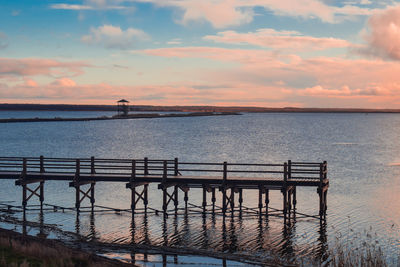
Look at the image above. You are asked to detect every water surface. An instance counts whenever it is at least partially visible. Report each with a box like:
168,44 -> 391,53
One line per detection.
0,112 -> 399,265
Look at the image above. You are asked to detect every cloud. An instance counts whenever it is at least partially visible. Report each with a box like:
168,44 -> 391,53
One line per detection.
50,4 -> 93,10
359,5 -> 400,60
81,24 -> 149,49
204,29 -> 350,51
137,46 -> 400,107
0,32 -> 8,49
135,0 -> 381,28
50,0 -> 130,10
0,58 -> 89,77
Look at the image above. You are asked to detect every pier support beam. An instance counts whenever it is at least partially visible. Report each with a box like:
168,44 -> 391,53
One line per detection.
220,186 -> 235,216
317,186 -> 328,218
15,158 -> 45,210
69,159 -> 95,212
126,182 -> 149,213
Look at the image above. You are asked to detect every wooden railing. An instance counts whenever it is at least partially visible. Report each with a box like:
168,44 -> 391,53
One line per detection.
0,156 -> 327,182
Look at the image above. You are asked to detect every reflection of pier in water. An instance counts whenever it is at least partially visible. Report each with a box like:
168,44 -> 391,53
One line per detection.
12,207 -> 329,266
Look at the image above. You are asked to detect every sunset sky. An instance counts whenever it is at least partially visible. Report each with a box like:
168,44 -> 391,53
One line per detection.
1,0 -> 400,108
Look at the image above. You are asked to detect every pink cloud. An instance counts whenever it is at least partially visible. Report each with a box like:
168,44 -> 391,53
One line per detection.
0,58 -> 89,77
361,5 -> 400,60
138,0 -> 380,28
204,29 -> 350,51
82,25 -> 149,49
137,46 -> 400,107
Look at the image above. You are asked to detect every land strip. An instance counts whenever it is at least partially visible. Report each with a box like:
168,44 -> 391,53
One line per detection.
0,112 -> 239,123
2,103 -> 400,113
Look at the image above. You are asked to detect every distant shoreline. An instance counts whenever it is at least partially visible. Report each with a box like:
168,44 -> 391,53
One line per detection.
1,103 -> 400,113
0,112 -> 240,123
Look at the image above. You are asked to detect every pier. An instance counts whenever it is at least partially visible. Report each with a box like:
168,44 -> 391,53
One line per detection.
0,156 -> 329,219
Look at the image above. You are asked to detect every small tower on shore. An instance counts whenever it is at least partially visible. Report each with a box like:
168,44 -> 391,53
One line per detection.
117,99 -> 129,116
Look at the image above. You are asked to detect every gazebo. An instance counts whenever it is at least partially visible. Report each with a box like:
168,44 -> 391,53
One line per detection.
117,99 -> 129,116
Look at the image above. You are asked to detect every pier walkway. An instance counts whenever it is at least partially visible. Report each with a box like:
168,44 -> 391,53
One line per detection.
0,156 -> 329,218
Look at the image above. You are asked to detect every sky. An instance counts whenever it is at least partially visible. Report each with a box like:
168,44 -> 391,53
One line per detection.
1,0 -> 400,108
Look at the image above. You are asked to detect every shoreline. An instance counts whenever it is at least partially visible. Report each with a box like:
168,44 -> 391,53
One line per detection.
0,112 -> 240,123
2,103 -> 400,113
0,227 -> 133,267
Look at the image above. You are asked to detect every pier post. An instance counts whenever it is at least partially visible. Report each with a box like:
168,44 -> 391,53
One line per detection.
258,187 -> 263,215
221,162 -> 228,216
22,158 -> 27,209
131,160 -> 136,212
184,190 -> 188,211
318,161 -> 328,218
144,157 -> 149,175
174,158 -> 179,176
39,156 -> 44,210
238,188 -> 243,212
174,185 -> 178,213
230,188 -> 235,214
90,157 -> 95,210
282,162 -> 288,215
265,189 -> 269,215
162,160 -> 168,214
202,186 -> 207,214
211,188 -> 216,213
126,160 -> 149,215
75,159 -> 80,211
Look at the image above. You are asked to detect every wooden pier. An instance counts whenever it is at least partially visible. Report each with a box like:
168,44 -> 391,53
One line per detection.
0,156 -> 329,219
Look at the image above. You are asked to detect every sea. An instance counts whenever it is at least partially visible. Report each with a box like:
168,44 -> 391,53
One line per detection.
0,111 -> 399,266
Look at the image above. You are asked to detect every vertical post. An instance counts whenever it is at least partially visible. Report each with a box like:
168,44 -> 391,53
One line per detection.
319,163 -> 324,217
174,158 -> 179,176
230,188 -> 235,213
75,159 -> 80,211
131,160 -> 136,182
258,187 -> 262,215
184,190 -> 188,211
288,160 -> 292,180
162,160 -> 168,184
283,162 -> 288,215
223,162 -> 227,183
91,156 -> 95,175
239,188 -> 243,211
162,188 -> 167,214
144,184 -> 148,212
202,186 -> 207,214
144,157 -> 149,175
265,189 -> 269,215
131,187 -> 136,212
293,187 -> 297,208
174,185 -> 178,212
22,158 -> 27,176
90,182 -> 95,209
40,156 -> 45,173
211,188 -> 216,213
222,161 -> 227,216
22,158 -> 27,209
131,160 -> 136,212
39,156 -> 45,210
40,181 -> 44,210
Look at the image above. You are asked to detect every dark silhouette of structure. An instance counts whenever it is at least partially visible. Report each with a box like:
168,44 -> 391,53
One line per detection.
117,99 -> 129,116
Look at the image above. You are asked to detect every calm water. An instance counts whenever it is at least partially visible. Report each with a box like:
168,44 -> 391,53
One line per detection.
0,112 -> 399,265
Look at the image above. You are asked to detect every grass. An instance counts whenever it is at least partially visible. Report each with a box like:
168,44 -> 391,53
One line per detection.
0,228 -> 131,267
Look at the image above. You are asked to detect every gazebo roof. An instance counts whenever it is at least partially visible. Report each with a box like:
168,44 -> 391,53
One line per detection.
117,99 -> 129,103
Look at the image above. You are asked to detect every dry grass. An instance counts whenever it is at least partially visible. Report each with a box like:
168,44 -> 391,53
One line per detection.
0,228 -> 132,267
